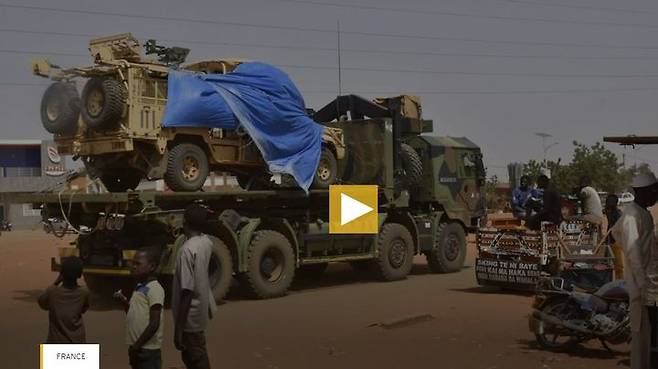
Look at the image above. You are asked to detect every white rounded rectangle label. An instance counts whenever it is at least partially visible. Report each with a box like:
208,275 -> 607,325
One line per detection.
40,344 -> 100,369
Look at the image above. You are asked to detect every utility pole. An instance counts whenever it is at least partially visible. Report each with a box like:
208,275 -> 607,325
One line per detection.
535,132 -> 558,169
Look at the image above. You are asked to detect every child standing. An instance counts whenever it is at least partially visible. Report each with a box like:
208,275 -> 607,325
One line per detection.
38,256 -> 90,343
115,248 -> 165,369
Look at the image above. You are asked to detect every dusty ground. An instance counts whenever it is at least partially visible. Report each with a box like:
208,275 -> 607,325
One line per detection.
0,230 -> 629,369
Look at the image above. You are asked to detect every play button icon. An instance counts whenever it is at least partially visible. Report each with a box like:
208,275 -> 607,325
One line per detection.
340,193 -> 374,225
329,185 -> 378,234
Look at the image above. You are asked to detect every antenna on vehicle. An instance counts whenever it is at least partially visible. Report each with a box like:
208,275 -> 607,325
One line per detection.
336,19 -> 342,120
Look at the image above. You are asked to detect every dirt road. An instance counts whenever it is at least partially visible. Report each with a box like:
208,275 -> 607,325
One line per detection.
0,230 -> 629,369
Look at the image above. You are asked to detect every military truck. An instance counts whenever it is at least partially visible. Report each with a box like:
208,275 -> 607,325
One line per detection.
33,33 -> 345,192
21,94 -> 486,300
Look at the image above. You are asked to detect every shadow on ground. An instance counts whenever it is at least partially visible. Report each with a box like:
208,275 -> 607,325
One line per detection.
450,286 -> 534,296
12,289 -> 43,303
517,338 -> 629,360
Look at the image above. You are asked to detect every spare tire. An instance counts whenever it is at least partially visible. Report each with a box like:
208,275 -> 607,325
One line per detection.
40,82 -> 80,135
399,143 -> 423,188
80,78 -> 126,130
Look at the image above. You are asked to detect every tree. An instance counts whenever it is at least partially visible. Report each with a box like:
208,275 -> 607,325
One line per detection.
522,141 -> 634,194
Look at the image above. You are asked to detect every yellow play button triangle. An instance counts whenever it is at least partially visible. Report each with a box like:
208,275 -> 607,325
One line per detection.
340,193 -> 374,225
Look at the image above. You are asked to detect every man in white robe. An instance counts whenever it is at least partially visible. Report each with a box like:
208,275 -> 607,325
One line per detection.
612,172 -> 658,369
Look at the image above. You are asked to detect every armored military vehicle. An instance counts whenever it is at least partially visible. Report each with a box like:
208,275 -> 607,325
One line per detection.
33,33 -> 345,192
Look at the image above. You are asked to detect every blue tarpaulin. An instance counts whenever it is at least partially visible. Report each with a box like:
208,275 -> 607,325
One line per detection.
162,62 -> 323,192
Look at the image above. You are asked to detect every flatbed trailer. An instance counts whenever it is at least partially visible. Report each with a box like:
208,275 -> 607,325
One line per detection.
20,97 -> 487,300
19,185 -> 476,300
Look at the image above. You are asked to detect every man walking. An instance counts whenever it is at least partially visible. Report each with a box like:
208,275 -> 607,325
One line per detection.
612,172 -> 658,369
172,204 -> 216,369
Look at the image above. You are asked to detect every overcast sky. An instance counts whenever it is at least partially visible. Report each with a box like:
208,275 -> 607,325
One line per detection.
1,0 -> 657,180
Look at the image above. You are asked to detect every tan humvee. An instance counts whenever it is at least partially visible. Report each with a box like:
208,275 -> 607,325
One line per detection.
33,33 -> 345,191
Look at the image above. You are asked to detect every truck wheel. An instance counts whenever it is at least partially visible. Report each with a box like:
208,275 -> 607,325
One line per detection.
239,230 -> 295,299
374,223 -> 414,281
80,78 -> 126,130
165,143 -> 210,192
40,82 -> 80,134
426,222 -> 466,273
208,236 -> 234,302
399,143 -> 423,188
297,263 -> 328,278
312,147 -> 338,189
100,169 -> 142,192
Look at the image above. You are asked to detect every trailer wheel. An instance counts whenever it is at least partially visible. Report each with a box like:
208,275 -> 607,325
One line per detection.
40,82 -> 80,135
80,78 -> 126,130
239,230 -> 295,299
312,147 -> 338,189
100,169 -> 143,192
374,223 -> 414,281
208,236 -> 234,302
426,222 -> 466,273
165,143 -> 209,192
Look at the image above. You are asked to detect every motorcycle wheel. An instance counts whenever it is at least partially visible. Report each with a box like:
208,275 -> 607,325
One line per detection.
535,300 -> 581,351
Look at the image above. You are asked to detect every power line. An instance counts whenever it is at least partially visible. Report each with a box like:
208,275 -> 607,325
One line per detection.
4,82 -> 658,96
4,3 -> 658,48
277,0 -> 658,29
302,87 -> 658,95
5,27 -> 658,60
5,48 -> 658,79
487,0 -> 654,15
280,63 -> 658,78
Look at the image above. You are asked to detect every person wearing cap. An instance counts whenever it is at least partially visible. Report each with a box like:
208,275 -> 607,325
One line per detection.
577,175 -> 605,226
612,172 -> 658,369
172,204 -> 216,369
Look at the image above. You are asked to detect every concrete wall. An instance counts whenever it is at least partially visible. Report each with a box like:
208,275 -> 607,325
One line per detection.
6,202 -> 41,229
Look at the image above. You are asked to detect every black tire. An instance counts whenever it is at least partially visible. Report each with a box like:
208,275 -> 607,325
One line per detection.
100,169 -> 142,192
239,230 -> 295,299
164,144 -> 210,192
373,223 -> 414,281
312,147 -> 338,189
535,300 -> 580,351
40,82 -> 80,134
297,263 -> 328,279
399,143 -> 423,188
426,222 -> 467,273
208,236 -> 234,302
80,78 -> 126,130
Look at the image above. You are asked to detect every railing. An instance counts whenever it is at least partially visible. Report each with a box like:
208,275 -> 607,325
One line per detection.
1,167 -> 41,177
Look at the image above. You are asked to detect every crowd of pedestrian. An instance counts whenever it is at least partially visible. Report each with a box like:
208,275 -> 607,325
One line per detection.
511,171 -> 658,369
38,203 -> 215,369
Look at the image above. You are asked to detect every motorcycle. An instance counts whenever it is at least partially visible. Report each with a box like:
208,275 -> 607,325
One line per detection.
529,276 -> 630,352
0,221 -> 12,231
